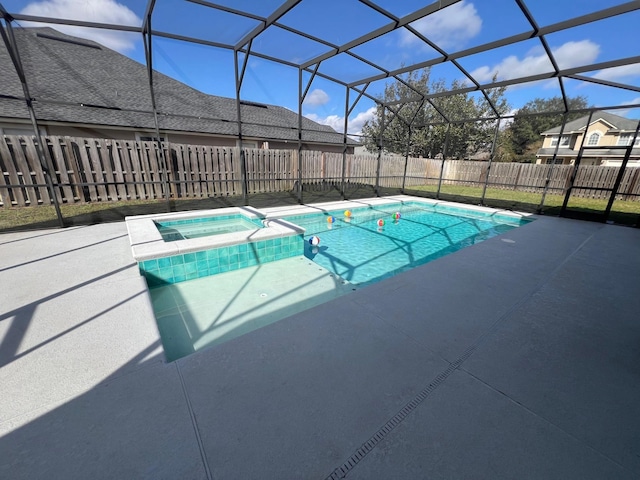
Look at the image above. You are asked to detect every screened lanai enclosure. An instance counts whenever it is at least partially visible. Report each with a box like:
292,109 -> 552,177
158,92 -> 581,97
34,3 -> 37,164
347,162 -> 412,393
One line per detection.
1,0 -> 639,231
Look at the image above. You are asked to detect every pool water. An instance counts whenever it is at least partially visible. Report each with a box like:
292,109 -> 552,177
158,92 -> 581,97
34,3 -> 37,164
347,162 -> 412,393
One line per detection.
290,203 -> 528,286
156,215 -> 264,241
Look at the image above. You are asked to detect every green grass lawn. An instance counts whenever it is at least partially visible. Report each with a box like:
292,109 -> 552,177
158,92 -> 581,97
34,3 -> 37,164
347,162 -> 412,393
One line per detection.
405,184 -> 640,225
2,183 -> 639,232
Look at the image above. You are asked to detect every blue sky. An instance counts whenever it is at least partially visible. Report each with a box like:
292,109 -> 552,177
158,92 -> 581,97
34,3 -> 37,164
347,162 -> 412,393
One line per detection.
6,0 -> 640,133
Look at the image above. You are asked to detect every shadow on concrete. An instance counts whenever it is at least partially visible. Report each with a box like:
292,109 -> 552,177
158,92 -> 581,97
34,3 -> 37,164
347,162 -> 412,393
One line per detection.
0,263 -> 136,368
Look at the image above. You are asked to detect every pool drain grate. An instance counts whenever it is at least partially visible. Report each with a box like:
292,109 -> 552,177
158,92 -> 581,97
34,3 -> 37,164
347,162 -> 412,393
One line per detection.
325,361 -> 460,480
325,230 -> 597,479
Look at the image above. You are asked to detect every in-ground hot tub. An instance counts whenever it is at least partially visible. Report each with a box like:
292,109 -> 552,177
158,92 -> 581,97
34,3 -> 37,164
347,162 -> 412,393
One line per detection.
155,213 -> 266,241
126,206 -> 305,286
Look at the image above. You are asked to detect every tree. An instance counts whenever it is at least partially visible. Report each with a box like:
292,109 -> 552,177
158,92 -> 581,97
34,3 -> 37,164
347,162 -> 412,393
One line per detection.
361,68 -> 510,159
506,96 -> 590,162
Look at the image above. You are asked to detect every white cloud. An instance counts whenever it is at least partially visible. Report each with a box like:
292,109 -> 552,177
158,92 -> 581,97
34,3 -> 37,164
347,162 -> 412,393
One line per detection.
471,40 -> 600,84
615,97 -> 640,117
553,41 -> 601,70
303,89 -> 330,107
305,106 -> 376,136
591,64 -> 640,82
402,1 -> 481,50
349,107 -> 377,134
305,113 -> 342,132
20,0 -> 141,52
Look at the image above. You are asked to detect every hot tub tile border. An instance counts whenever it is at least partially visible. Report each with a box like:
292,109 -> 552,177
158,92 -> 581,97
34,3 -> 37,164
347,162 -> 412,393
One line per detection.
139,234 -> 305,286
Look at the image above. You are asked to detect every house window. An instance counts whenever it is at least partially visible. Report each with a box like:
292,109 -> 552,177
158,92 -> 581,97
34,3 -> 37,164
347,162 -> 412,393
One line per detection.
136,132 -> 166,142
238,141 -> 258,149
550,135 -> 570,147
139,136 -> 165,142
617,133 -> 640,146
587,132 -> 600,146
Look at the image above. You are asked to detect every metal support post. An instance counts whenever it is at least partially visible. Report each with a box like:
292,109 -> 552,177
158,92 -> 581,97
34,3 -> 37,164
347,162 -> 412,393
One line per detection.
296,64 -> 321,204
297,68 -> 304,204
402,100 -> 424,193
1,20 -> 64,227
481,119 -> 501,205
603,119 -> 640,221
401,127 -> 412,194
339,83 -> 370,199
234,46 -> 252,205
538,113 -> 568,213
374,107 -> 386,197
560,110 -> 594,216
340,86 -> 350,199
436,124 -> 451,199
142,8 -> 171,211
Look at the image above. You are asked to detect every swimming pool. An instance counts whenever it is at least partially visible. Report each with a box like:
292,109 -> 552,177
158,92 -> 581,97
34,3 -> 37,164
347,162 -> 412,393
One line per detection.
129,196 -> 534,361
279,202 -> 529,286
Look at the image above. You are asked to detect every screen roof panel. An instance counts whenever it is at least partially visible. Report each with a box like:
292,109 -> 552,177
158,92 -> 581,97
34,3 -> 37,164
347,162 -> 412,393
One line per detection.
152,0 -> 261,45
457,38 -> 557,85
197,0 -> 291,18
524,0 -> 632,28
5,0 -> 145,27
276,0 -> 391,47
544,10 -> 640,67
2,0 -> 639,123
563,77 -> 640,110
251,25 -> 333,65
405,0 -> 532,55
318,53 -> 386,85
350,28 -> 442,72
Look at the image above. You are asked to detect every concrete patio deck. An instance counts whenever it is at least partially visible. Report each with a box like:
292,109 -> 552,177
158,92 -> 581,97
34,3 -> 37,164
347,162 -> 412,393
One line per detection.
1,212 -> 639,479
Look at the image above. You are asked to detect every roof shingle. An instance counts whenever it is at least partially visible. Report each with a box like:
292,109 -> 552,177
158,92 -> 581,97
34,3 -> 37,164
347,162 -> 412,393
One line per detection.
542,111 -> 640,135
1,28 -> 355,146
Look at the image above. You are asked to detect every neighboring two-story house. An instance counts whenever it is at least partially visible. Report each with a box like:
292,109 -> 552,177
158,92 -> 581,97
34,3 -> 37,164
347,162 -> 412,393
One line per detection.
536,111 -> 640,167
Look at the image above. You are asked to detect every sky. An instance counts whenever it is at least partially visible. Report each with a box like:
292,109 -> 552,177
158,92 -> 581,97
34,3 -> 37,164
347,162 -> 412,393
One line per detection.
4,0 -> 640,134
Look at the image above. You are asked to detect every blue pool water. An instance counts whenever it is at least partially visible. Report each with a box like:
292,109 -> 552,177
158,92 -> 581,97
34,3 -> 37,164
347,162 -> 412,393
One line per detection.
156,214 -> 264,241
288,203 -> 529,286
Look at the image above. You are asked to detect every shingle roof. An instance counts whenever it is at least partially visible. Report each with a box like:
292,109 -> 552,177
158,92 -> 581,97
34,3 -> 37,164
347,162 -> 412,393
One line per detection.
537,147 -> 640,157
1,28 -> 356,145
542,111 -> 640,135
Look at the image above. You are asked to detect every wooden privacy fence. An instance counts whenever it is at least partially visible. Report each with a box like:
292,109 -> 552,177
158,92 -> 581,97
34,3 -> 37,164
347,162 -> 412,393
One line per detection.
1,134 -> 640,207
